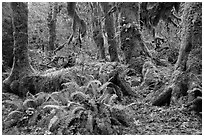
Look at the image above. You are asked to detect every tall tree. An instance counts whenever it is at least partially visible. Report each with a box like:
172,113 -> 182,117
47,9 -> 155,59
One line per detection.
152,2 -> 202,106
171,2 -> 202,103
118,2 -> 151,75
47,2 -> 58,51
100,2 -> 119,62
3,2 -> 35,95
90,2 -> 106,60
53,2 -> 86,53
2,3 -> 14,71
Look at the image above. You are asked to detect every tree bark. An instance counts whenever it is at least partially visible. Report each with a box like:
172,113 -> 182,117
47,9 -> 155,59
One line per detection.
3,2 -> 35,95
100,2 -> 119,62
54,2 -> 87,54
2,2 -> 14,70
90,2 -> 106,60
118,2 -> 152,75
152,2 -> 202,106
67,2 -> 86,37
171,2 -> 202,104
2,3 -> 87,98
47,2 -> 58,51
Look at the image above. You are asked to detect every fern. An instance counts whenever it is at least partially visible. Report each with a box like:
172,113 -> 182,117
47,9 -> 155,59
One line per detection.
48,115 -> 59,132
62,81 -> 80,91
23,98 -> 36,109
67,115 -> 80,128
86,80 -> 102,97
71,106 -> 85,115
28,110 -> 40,126
26,92 -> 35,100
100,94 -> 111,104
34,92 -> 50,106
39,101 -> 60,111
25,107 -> 35,116
49,91 -> 69,105
5,110 -> 23,122
70,91 -> 90,102
86,110 -> 94,132
3,110 -> 23,129
2,100 -> 23,111
98,87 -> 113,103
43,105 -> 64,110
108,94 -> 118,105
106,102 -> 137,111
98,82 -> 112,92
60,88 -> 72,101
79,85 -> 87,92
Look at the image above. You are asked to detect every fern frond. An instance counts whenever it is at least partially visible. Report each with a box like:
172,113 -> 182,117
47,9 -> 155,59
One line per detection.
47,94 -> 61,104
98,89 -> 110,103
62,81 -> 80,91
85,74 -> 94,81
2,100 -> 23,110
34,92 -> 50,106
110,117 -> 121,126
89,99 -> 98,112
87,80 -> 102,97
48,115 -> 59,132
108,94 -> 118,105
67,116 -> 80,127
98,82 -> 111,92
5,110 -> 23,121
43,104 -> 61,110
71,106 -> 85,115
107,102 -> 137,111
70,91 -> 89,102
86,111 -> 94,132
101,94 -> 111,104
39,101 -> 60,111
60,88 -> 72,101
26,92 -> 35,100
87,80 -> 102,87
23,98 -> 36,109
76,110 -> 85,119
50,91 -> 69,105
67,101 -> 80,107
3,110 -> 23,129
28,110 -> 40,126
43,105 -> 69,113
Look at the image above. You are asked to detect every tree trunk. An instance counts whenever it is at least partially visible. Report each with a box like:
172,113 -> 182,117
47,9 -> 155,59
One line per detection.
2,2 -> 85,98
118,2 -> 151,75
3,2 -> 35,95
67,2 -> 86,38
54,2 -> 87,54
152,2 -> 202,106
90,2 -> 106,60
47,2 -> 58,51
2,2 -> 14,70
100,2 -> 119,62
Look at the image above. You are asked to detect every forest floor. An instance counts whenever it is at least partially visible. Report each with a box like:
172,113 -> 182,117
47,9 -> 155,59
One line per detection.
2,58 -> 202,135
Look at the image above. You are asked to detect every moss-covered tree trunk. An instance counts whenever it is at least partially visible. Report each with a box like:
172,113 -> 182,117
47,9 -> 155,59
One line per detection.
118,2 -> 151,75
100,2 -> 119,62
47,2 -> 58,51
2,3 -> 14,71
90,2 -> 106,60
171,2 -> 202,104
3,3 -> 78,97
3,2 -> 35,95
152,2 -> 202,106
54,2 -> 86,53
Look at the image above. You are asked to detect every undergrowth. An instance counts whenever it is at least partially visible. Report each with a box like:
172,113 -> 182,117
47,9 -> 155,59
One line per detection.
2,61 -> 135,135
